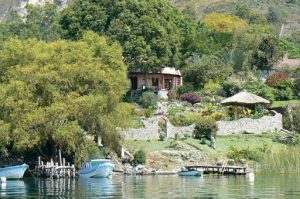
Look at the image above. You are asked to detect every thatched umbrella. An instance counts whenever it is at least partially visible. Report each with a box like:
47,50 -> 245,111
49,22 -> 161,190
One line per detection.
221,91 -> 270,106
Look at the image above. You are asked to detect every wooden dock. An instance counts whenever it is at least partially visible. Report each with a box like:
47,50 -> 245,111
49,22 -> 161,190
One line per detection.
34,156 -> 76,179
185,165 -> 248,175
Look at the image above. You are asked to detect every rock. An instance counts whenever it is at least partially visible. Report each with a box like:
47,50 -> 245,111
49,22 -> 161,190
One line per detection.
240,159 -> 247,165
158,90 -> 168,100
227,159 -> 235,166
123,164 -> 134,175
216,159 -> 224,166
135,164 -> 145,171
181,152 -> 189,160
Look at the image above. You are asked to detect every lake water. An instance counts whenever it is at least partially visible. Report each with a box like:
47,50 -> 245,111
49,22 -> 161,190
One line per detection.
1,174 -> 300,198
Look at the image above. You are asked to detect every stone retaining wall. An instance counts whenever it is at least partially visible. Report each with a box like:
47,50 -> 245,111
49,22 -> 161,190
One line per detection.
165,117 -> 195,138
121,116 -> 195,140
121,117 -> 159,140
121,111 -> 283,140
216,112 -> 282,135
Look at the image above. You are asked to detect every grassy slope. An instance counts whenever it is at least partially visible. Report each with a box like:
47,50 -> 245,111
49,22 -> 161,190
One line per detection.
184,133 -> 285,153
271,100 -> 300,108
124,140 -> 173,153
124,133 -> 285,157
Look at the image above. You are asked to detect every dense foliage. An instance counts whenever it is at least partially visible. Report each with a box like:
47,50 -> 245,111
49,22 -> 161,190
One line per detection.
0,32 -> 131,163
60,0 -> 196,72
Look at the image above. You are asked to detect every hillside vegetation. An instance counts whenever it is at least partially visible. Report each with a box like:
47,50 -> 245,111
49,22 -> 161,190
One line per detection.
170,0 -> 300,36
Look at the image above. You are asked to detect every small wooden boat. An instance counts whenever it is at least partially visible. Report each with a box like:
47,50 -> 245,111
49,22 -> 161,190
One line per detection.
79,159 -> 114,178
178,168 -> 203,176
0,164 -> 29,179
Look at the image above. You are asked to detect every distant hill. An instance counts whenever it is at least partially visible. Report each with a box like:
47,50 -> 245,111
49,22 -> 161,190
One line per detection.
1,0 -> 299,36
169,0 -> 300,36
0,0 -> 69,21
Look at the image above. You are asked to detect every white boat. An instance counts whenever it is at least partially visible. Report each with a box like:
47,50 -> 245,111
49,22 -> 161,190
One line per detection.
0,164 -> 29,179
79,159 -> 114,178
178,168 -> 203,176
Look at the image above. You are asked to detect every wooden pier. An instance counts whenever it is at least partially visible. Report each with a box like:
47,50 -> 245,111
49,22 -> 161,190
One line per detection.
34,156 -> 76,179
185,165 -> 248,175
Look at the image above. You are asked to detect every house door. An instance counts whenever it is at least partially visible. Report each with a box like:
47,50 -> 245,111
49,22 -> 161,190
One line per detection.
164,79 -> 173,90
130,77 -> 138,90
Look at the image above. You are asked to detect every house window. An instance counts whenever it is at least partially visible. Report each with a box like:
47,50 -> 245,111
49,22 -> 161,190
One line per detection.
152,78 -> 159,86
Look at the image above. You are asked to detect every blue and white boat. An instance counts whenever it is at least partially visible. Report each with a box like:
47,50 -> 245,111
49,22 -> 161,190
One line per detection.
79,159 -> 114,178
178,168 -> 203,176
0,164 -> 29,179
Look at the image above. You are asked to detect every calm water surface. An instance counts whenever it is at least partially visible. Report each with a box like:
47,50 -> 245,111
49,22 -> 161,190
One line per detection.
1,174 -> 300,198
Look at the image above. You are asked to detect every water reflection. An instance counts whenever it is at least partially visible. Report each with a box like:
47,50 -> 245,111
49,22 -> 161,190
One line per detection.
0,174 -> 300,198
0,180 -> 26,197
33,178 -> 76,197
77,177 -> 116,198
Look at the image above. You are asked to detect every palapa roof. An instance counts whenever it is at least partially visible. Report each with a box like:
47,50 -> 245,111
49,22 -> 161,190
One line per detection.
221,91 -> 270,106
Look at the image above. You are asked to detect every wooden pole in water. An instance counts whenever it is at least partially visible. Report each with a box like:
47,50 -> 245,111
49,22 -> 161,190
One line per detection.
38,156 -> 41,166
59,149 -> 62,166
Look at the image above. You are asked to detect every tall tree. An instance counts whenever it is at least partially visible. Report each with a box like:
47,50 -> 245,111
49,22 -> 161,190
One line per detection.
60,0 -> 196,72
0,31 -> 131,164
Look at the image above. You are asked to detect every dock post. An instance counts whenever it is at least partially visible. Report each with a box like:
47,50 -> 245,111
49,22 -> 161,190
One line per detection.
71,165 -> 75,178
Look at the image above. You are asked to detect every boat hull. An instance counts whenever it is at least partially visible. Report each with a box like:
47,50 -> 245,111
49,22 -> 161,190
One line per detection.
178,170 -> 203,176
0,164 -> 29,179
79,162 -> 114,178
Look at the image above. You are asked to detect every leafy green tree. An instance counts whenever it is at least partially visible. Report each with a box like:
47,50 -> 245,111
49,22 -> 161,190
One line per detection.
251,34 -> 282,70
184,54 -> 233,88
60,0 -> 196,72
0,31 -> 131,164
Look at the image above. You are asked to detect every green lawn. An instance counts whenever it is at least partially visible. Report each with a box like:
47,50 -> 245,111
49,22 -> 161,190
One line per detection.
184,133 -> 286,155
271,100 -> 300,108
124,133 -> 286,155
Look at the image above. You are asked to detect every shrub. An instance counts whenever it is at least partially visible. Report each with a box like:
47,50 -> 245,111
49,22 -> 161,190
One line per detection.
140,92 -> 158,108
273,87 -> 294,100
167,107 -> 185,116
180,93 -> 202,105
177,84 -> 194,95
133,150 -> 146,165
266,73 -> 290,87
203,80 -> 222,96
144,109 -> 152,118
193,117 -> 218,140
159,133 -> 166,141
294,78 -> 300,93
167,90 -> 179,100
266,73 -> 294,100
227,146 -> 263,162
169,112 -> 200,126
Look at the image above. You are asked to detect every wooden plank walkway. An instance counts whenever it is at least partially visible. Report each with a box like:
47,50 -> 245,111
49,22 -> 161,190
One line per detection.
185,165 -> 248,175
